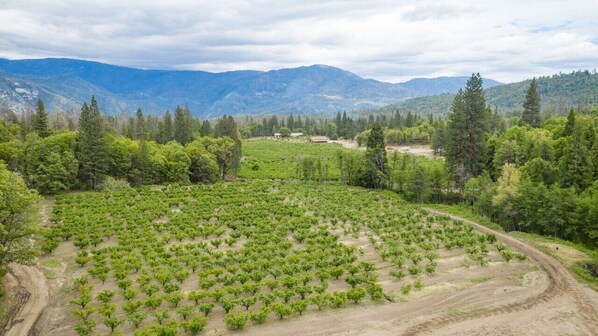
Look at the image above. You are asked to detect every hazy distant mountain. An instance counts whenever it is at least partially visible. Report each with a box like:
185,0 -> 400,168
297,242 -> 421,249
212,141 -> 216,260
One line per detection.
381,70 -> 598,115
0,58 -> 502,117
396,76 -> 502,96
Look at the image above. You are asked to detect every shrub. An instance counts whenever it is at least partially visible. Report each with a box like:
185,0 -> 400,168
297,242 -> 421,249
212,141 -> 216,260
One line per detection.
99,176 -> 131,191
224,312 -> 247,330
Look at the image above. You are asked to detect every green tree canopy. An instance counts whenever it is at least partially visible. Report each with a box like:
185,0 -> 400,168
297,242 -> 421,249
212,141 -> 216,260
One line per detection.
522,78 -> 541,127
0,164 -> 40,277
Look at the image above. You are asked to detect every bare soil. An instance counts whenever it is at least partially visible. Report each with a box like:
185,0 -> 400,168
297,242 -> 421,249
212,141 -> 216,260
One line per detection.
2,264 -> 49,336
331,140 -> 441,159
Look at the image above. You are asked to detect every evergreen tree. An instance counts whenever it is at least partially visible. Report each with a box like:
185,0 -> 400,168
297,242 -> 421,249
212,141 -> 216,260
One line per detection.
132,139 -> 152,185
134,108 -> 145,140
591,136 -> 598,178
559,125 -> 593,191
364,123 -> 387,188
214,116 -> 242,174
200,120 -> 212,137
163,110 -> 174,142
564,109 -> 576,136
431,122 -> 446,155
445,74 -> 489,188
76,96 -> 108,190
174,105 -> 193,145
522,78 -> 541,127
33,99 -> 50,137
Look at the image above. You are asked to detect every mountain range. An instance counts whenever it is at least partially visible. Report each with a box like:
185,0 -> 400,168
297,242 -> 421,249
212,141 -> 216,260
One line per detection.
0,58 -> 502,118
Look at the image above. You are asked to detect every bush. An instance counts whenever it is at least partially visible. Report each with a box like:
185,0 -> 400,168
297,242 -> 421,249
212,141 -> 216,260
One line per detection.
99,176 -> 131,191
183,315 -> 208,335
224,312 -> 247,330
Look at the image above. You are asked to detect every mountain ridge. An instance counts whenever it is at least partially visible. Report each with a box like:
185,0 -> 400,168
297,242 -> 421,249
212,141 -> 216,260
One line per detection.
381,70 -> 598,115
0,58 -> 502,117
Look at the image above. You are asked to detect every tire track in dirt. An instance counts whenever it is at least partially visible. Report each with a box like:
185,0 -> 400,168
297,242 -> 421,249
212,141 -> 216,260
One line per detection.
2,264 -> 49,336
403,209 -> 598,335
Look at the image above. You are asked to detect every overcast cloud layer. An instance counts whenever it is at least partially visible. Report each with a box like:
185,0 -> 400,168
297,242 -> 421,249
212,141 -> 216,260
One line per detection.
1,0 -> 597,83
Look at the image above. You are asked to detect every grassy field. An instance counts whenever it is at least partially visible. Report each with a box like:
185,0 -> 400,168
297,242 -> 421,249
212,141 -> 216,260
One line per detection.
239,139 -> 343,180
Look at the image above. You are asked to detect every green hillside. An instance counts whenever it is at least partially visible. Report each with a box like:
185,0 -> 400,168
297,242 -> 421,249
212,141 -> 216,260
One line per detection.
382,70 -> 598,115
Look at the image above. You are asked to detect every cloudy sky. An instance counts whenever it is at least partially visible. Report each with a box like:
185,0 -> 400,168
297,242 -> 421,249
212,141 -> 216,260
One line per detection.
1,0 -> 597,83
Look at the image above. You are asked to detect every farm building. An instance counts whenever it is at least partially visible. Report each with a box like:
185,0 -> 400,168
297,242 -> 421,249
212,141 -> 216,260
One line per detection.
308,136 -> 330,143
290,132 -> 303,137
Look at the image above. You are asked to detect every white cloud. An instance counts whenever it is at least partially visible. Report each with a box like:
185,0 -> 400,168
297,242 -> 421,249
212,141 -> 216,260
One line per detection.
0,0 -> 597,83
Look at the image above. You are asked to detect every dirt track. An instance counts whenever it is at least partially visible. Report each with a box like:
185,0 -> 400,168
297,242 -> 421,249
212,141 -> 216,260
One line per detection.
404,209 -> 598,335
2,264 -> 48,336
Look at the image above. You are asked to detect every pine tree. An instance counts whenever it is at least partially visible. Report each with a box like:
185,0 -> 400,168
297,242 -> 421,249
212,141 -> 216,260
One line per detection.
200,120 -> 212,137
163,110 -> 174,142
522,78 -> 541,127
33,99 -> 50,137
445,90 -> 468,187
559,124 -> 593,191
174,105 -> 193,145
591,136 -> 598,178
214,116 -> 242,174
76,96 -> 107,190
134,108 -> 145,140
564,109 -> 576,136
445,73 -> 489,188
364,123 -> 387,188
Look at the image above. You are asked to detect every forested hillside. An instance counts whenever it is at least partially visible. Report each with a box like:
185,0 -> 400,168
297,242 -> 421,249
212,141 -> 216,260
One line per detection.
383,71 -> 598,115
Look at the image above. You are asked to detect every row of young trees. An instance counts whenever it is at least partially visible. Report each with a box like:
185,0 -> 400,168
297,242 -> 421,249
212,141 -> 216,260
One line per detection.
0,97 -> 242,193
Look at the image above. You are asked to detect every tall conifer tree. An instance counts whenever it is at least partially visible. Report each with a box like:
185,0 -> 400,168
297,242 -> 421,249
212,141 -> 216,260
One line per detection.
33,99 -> 50,137
163,110 -> 173,142
134,108 -> 145,140
174,105 -> 193,145
364,123 -> 387,188
522,78 -> 541,127
445,73 -> 489,188
76,96 -> 107,189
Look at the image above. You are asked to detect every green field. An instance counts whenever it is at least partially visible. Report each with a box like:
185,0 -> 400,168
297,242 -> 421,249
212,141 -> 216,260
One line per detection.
239,139 -> 344,179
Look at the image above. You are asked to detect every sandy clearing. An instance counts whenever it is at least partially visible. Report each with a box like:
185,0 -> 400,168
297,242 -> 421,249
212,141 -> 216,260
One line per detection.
331,140 -> 441,159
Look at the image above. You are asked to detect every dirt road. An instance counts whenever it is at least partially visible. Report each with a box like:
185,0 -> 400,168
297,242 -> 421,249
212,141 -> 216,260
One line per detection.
403,209 -> 598,335
2,264 -> 48,336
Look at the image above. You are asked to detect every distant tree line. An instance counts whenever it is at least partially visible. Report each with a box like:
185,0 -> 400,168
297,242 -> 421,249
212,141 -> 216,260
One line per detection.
237,109 -> 434,140
0,96 -> 242,193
